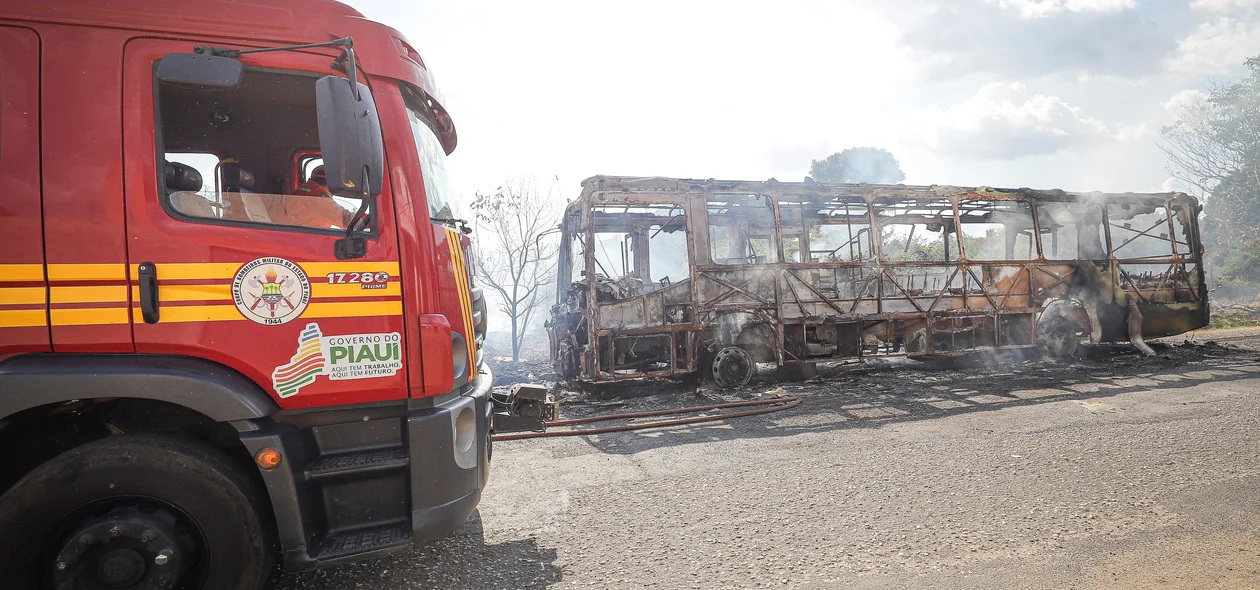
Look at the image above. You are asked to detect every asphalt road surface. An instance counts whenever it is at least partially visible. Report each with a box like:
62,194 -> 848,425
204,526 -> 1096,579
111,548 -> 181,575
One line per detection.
271,332 -> 1260,589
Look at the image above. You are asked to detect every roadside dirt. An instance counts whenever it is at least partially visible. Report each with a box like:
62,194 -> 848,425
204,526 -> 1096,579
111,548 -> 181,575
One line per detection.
272,331 -> 1260,589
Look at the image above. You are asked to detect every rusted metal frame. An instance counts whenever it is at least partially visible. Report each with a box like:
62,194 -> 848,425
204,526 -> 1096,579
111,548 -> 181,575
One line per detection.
1183,262 -> 1203,301
1109,217 -> 1176,255
850,272 -> 878,313
583,203 -> 601,380
703,272 -> 775,307
756,190 -> 786,363
786,269 -> 849,316
685,330 -> 697,373
686,193 -> 705,374
1164,201 -> 1181,260
995,266 -> 1031,310
1116,266 -> 1151,305
865,197 -> 885,315
797,205 -> 813,263
701,280 -> 744,309
772,264 -> 786,365
595,323 -> 703,336
1029,198 -> 1046,261
926,266 -> 962,312
668,331 -> 677,374
1149,263 -> 1176,302
880,268 -> 926,313
578,177 -> 1192,211
1113,254 -> 1182,263
965,266 -> 1000,310
950,197 -> 967,262
781,269 -> 812,319
1101,205 -> 1114,256
768,190 -> 786,266
1032,265 -> 1076,298
605,368 -> 675,381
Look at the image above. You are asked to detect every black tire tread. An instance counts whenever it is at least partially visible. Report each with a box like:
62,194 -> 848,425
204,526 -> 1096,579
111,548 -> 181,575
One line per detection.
0,434 -> 274,589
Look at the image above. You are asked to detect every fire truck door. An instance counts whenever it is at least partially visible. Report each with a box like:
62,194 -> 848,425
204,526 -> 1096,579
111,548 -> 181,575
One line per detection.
121,39 -> 408,409
0,27 -> 47,355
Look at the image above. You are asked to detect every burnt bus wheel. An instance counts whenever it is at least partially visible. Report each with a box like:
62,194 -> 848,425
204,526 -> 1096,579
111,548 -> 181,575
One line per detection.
709,346 -> 754,388
1036,306 -> 1081,359
0,435 -> 273,590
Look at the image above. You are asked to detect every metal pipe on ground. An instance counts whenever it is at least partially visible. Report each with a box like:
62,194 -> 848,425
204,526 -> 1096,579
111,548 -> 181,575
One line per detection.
491,396 -> 802,441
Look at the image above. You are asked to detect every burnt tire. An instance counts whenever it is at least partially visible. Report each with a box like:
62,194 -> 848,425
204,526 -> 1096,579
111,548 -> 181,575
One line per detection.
1037,309 -> 1080,359
708,346 -> 755,388
0,434 -> 274,590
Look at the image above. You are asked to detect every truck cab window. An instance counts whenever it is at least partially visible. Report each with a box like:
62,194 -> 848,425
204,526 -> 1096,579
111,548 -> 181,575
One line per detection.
157,70 -> 370,233
402,84 -> 454,220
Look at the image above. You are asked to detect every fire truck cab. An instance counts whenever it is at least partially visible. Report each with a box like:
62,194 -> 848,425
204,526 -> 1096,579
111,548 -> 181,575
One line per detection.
0,1 -> 490,587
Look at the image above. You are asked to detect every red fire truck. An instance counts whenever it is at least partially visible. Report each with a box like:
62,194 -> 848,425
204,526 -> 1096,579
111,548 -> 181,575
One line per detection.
0,1 -> 493,587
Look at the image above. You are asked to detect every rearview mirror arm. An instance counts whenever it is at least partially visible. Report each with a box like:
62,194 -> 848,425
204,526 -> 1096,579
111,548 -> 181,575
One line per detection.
345,167 -> 372,237
195,37 -> 353,59
330,47 -> 362,101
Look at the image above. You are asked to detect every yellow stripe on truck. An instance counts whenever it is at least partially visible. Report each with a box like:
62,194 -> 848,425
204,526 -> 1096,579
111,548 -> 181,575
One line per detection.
46,264 -> 127,281
129,263 -> 240,281
305,300 -> 403,319
51,307 -> 129,326
0,287 -> 46,305
446,229 -> 477,378
0,264 -> 44,282
0,309 -> 46,328
131,301 -> 404,324
51,285 -> 129,304
133,305 -> 243,324
128,283 -> 399,302
131,284 -> 233,302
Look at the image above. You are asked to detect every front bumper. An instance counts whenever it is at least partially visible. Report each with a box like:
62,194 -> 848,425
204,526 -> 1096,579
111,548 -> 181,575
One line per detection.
407,364 -> 494,543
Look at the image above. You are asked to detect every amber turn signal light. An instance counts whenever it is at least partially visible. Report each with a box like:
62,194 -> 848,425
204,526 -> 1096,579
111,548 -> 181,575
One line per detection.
255,449 -> 282,470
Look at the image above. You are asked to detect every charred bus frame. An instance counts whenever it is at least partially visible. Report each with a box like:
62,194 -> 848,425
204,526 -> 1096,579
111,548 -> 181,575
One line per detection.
548,176 -> 1207,387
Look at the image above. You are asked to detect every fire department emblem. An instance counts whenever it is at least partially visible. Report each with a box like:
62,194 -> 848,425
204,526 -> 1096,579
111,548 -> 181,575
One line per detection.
231,257 -> 311,325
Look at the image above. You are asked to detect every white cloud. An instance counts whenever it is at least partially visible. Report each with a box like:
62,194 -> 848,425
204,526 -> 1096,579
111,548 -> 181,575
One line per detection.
1190,0 -> 1260,12
991,0 -> 1135,18
916,82 -> 1129,159
1164,89 -> 1209,118
1167,17 -> 1260,74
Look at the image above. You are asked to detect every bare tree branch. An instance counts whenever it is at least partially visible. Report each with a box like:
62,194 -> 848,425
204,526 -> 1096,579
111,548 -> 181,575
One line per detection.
469,175 -> 562,362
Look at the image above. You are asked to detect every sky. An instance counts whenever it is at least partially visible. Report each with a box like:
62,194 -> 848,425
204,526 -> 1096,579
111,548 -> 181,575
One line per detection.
343,0 -> 1259,204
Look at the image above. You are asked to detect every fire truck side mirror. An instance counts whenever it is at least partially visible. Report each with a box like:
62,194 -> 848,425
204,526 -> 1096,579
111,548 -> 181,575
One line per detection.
315,75 -> 384,199
155,53 -> 242,91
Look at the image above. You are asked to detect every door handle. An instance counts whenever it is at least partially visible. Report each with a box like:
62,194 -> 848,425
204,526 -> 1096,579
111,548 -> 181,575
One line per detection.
138,262 -> 160,324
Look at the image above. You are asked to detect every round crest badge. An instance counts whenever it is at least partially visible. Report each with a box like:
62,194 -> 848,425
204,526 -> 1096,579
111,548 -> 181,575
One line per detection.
232,257 -> 311,325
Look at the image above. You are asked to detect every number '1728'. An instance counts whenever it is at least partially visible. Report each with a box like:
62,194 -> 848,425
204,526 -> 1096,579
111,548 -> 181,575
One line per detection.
326,272 -> 391,285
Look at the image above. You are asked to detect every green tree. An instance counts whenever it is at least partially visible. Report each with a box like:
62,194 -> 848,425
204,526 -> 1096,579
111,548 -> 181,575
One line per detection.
1160,56 -> 1260,285
808,147 -> 906,184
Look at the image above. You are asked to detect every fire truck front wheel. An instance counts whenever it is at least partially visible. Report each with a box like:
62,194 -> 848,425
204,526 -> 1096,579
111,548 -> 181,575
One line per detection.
0,434 -> 273,590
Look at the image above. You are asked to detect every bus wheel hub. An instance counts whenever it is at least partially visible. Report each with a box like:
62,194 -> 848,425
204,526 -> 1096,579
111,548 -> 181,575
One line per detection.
711,347 -> 753,388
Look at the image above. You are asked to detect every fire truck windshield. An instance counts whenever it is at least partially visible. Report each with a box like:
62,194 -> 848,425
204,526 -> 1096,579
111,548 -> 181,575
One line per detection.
404,88 -> 455,222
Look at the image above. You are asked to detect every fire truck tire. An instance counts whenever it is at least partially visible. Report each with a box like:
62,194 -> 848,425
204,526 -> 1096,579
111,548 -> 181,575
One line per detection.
0,434 -> 273,590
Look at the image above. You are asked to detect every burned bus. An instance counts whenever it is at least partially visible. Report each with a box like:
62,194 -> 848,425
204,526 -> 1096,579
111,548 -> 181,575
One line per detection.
547,176 -> 1207,387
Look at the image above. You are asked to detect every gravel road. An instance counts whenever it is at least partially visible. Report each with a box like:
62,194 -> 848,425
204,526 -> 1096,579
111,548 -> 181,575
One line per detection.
271,333 -> 1260,589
